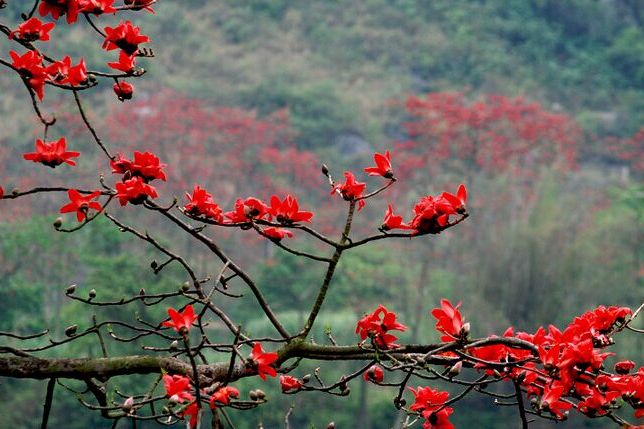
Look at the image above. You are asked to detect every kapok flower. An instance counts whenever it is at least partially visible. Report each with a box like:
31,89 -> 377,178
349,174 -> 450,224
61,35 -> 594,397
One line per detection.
78,0 -> 117,15
355,305 -> 407,349
224,197 -> 269,223
162,305 -> 197,334
381,204 -> 410,231
269,194 -> 313,224
332,171 -> 366,210
184,186 -> 224,222
113,81 -> 134,101
363,365 -> 384,383
539,385 -> 573,419
249,343 -> 278,380
181,402 -> 199,429
280,375 -> 303,393
209,386 -> 239,408
364,150 -> 394,178
441,184 -> 467,214
115,177 -> 158,206
262,227 -> 293,242
23,137 -> 80,168
111,151 -> 167,182
9,18 -> 55,42
108,51 -> 136,73
163,374 -> 194,402
430,299 -> 467,342
614,360 -> 636,375
103,20 -> 150,55
39,0 -> 81,24
408,386 -> 454,429
10,50 -> 47,100
46,56 -> 88,86
59,189 -> 102,222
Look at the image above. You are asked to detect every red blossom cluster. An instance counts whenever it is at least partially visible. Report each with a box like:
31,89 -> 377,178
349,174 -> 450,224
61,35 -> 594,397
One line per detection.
409,386 -> 454,429
355,305 -> 408,349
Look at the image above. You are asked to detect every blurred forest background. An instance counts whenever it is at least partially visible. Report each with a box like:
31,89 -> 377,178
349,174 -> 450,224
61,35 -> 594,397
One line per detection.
0,1 -> 642,428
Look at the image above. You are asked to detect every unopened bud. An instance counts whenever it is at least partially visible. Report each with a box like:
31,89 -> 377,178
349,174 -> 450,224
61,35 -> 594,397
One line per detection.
139,288 -> 146,296
168,395 -> 179,406
302,374 -> 311,384
65,325 -> 78,336
150,260 -> 158,270
169,340 -> 179,351
181,281 -> 190,292
254,389 -> 266,400
121,396 -> 134,413
249,390 -> 258,401
53,217 -> 63,229
162,406 -> 170,414
461,322 -> 470,337
65,284 -> 76,295
11,188 -> 19,195
326,423 -> 335,429
447,361 -> 462,378
88,289 -> 97,299
321,164 -> 329,176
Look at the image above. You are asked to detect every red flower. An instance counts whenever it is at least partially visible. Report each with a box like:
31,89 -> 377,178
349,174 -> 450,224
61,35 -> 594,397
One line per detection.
111,151 -> 167,182
162,305 -> 197,334
163,374 -> 194,402
332,171 -> 366,210
364,150 -> 393,178
269,194 -> 313,224
9,18 -> 55,42
115,177 -> 158,205
181,402 -> 199,429
262,226 -> 293,241
184,186 -> 224,222
539,384 -> 573,418
108,51 -> 136,73
249,343 -> 278,380
46,56 -> 88,86
224,197 -> 269,223
355,305 -> 407,349
409,192 -> 461,235
408,386 -> 454,429
280,375 -> 303,393
78,0 -> 117,15
430,299 -> 467,342
363,365 -> 384,383
59,189 -> 102,222
441,184 -> 467,214
39,0 -> 81,24
209,386 -> 239,408
113,81 -> 134,101
23,137 -> 80,168
10,50 -> 47,100
103,21 -> 150,55
615,360 -> 636,375
0,187 -> 4,199
381,204 -> 410,231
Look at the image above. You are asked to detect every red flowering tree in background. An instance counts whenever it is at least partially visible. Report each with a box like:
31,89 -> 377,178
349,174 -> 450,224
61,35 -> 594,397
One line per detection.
0,2 -> 642,429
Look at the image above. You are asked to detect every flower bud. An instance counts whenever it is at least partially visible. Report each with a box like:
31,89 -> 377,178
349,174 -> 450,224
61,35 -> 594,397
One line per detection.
249,390 -> 258,401
113,81 -> 134,101
122,396 -> 134,413
447,361 -> 462,378
614,360 -> 635,375
169,340 -> 179,351
65,325 -> 78,336
181,281 -> 190,292
11,188 -> 19,195
150,260 -> 158,270
65,284 -> 76,295
321,164 -> 329,176
302,374 -> 311,384
326,423 -> 335,429
139,288 -> 146,296
460,322 -> 470,337
88,289 -> 97,299
53,217 -> 63,229
254,389 -> 266,400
